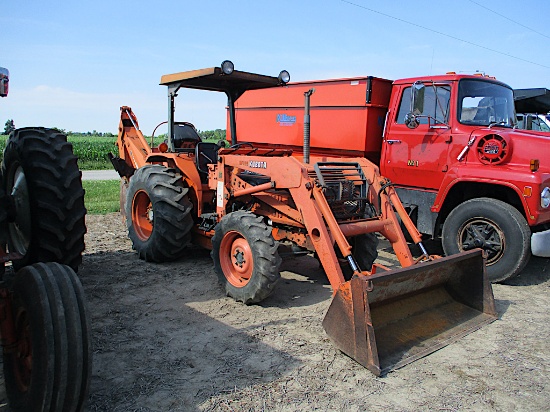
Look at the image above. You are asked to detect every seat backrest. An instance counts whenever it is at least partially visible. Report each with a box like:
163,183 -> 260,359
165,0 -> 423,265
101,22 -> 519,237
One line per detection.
195,142 -> 220,175
174,122 -> 201,147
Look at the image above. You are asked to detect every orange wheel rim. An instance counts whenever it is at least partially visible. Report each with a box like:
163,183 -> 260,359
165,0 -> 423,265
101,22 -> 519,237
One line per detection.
132,190 -> 153,241
220,231 -> 253,287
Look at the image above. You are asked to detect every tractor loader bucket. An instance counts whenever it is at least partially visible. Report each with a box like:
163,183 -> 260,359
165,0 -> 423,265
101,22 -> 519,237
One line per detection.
322,249 -> 497,376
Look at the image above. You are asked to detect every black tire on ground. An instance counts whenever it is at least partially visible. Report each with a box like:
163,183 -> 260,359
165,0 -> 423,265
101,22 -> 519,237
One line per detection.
338,233 -> 379,281
3,262 -> 91,412
1,128 -> 86,271
64,263 -> 93,412
211,211 -> 281,304
125,165 -> 194,262
352,232 -> 379,271
442,198 -> 531,283
47,263 -> 91,412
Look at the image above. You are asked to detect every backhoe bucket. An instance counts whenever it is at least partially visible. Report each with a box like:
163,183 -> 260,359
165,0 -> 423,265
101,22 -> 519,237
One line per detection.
322,249 -> 497,376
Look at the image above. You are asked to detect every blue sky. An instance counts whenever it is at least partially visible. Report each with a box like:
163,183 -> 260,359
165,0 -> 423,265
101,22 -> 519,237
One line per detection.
2,0 -> 550,134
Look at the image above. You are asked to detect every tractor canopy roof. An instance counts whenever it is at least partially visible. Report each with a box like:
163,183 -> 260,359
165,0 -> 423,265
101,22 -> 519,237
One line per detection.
160,64 -> 288,100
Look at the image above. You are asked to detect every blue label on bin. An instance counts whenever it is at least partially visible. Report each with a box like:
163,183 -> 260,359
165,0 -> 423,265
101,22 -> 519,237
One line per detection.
276,114 -> 296,126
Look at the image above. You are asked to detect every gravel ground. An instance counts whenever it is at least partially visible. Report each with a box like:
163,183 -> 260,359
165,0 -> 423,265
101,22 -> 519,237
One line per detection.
77,213 -> 549,412
0,212 -> 547,411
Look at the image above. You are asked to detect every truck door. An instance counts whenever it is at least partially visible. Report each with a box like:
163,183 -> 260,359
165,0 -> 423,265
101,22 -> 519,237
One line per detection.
382,84 -> 452,190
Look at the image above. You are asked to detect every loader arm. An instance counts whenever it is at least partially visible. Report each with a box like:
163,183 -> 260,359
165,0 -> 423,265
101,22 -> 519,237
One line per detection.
215,151 -> 496,376
215,153 -> 427,292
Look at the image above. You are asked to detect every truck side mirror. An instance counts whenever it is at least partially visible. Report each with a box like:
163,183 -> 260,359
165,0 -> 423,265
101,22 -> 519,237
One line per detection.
411,81 -> 425,115
405,81 -> 425,129
0,67 -> 9,98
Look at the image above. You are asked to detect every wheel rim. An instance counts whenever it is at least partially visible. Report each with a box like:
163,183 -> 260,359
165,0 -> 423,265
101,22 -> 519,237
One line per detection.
7,164 -> 32,255
13,307 -> 32,392
220,230 -> 253,287
132,190 -> 153,241
458,218 -> 505,265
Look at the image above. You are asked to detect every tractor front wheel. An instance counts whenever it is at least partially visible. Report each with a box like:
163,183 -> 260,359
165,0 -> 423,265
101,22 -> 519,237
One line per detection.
125,165 -> 194,262
212,211 -> 281,304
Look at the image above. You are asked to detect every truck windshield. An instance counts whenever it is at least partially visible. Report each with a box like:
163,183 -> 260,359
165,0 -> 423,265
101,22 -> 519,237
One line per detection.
458,79 -> 515,127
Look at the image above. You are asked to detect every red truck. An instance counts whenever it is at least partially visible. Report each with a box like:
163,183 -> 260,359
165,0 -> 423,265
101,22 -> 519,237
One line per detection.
232,73 -> 550,282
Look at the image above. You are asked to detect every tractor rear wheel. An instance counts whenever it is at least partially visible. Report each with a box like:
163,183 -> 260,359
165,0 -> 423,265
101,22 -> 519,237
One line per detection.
125,165 -> 193,262
1,128 -> 86,271
3,262 -> 91,412
212,211 -> 281,304
352,233 -> 379,271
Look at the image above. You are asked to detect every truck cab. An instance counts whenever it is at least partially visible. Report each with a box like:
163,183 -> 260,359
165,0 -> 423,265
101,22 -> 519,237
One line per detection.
382,73 -> 550,281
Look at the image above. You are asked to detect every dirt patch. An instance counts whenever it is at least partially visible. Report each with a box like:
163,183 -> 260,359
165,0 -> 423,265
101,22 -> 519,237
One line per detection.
5,212 -> 548,411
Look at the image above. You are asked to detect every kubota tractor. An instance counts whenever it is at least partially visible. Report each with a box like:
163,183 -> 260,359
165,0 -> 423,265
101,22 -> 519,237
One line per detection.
0,66 -> 91,411
111,61 -> 497,376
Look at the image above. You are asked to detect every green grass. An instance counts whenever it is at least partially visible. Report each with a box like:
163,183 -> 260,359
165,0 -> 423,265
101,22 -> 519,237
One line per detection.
83,180 -> 120,215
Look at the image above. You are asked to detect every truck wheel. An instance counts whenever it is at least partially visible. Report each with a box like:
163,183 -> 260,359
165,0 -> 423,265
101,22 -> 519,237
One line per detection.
212,211 -> 281,304
1,128 -> 86,272
3,262 -> 91,412
442,198 -> 531,282
126,165 -> 193,262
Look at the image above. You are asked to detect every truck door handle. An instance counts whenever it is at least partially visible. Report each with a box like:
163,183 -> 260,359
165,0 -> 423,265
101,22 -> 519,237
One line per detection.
386,139 -> 402,145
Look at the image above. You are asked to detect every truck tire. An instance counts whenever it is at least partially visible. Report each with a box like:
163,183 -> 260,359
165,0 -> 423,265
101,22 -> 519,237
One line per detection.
125,165 -> 193,262
442,198 -> 531,282
212,211 -> 281,304
1,128 -> 86,272
3,262 -> 91,412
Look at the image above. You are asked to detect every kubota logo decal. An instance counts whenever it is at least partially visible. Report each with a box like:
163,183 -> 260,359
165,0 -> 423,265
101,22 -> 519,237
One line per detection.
276,113 -> 296,126
249,160 -> 267,169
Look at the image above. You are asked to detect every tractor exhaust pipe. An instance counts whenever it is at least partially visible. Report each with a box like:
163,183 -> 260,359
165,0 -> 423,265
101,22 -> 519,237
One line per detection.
303,88 -> 315,164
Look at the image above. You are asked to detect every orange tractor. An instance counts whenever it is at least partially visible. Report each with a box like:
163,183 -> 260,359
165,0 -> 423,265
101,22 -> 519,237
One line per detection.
0,66 -> 91,411
111,61 -> 497,375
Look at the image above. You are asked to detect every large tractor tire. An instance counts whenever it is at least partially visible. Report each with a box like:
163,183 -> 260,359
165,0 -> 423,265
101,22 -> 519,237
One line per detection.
3,262 -> 92,412
442,198 -> 531,283
212,211 -> 281,304
125,165 -> 193,262
352,233 -> 379,270
1,128 -> 86,272
337,233 -> 380,281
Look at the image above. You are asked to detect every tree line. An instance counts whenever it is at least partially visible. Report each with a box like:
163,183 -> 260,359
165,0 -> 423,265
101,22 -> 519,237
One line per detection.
3,119 -> 225,141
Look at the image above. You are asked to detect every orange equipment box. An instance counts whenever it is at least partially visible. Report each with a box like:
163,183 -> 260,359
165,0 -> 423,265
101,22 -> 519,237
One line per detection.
232,76 -> 393,161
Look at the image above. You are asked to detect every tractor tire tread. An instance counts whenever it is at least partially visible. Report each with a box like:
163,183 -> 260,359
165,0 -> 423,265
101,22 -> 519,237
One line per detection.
1,128 -> 86,271
126,165 -> 193,262
212,211 -> 281,304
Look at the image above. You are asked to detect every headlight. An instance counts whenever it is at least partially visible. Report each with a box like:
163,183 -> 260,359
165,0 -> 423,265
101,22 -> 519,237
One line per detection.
221,60 -> 234,75
278,70 -> 290,84
542,187 -> 550,209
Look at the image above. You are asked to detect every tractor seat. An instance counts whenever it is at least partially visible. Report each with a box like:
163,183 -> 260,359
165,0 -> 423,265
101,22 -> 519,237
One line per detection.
195,142 -> 220,181
174,122 -> 201,148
